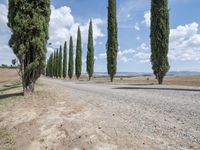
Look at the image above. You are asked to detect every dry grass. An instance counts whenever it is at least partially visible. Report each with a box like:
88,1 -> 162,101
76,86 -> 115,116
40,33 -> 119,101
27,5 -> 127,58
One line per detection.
0,127 -> 15,150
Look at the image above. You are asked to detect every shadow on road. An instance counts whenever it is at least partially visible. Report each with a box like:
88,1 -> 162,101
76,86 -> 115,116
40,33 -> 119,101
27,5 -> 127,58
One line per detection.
113,87 -> 200,92
0,92 -> 23,100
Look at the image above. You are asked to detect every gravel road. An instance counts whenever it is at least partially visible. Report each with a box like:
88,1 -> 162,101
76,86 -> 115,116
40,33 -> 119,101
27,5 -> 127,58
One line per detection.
42,78 -> 200,150
1,78 -> 200,150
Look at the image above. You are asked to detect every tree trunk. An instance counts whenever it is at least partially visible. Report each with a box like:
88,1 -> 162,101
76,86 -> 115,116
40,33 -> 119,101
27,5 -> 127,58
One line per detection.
110,75 -> 114,82
23,82 -> 35,95
158,76 -> 163,85
89,76 -> 91,81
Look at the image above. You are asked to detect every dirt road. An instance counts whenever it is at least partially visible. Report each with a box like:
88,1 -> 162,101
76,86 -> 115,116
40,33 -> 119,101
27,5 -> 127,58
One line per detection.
1,78 -> 200,150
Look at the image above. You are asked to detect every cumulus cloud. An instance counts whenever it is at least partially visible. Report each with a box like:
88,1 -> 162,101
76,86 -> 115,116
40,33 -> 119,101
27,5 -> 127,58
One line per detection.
134,23 -> 140,31
0,4 -> 9,32
142,11 -> 150,27
48,5 -> 104,49
169,22 -> 200,61
98,43 -> 150,64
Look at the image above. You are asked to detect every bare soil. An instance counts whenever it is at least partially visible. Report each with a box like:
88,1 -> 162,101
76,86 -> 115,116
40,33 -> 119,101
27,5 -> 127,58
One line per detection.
0,69 -> 200,149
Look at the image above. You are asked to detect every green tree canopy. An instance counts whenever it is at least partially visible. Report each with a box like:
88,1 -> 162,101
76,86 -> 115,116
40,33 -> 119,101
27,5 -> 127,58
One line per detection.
107,0 -> 118,82
8,0 -> 51,94
150,0 -> 170,84
87,19 -> 95,80
75,27 -> 82,80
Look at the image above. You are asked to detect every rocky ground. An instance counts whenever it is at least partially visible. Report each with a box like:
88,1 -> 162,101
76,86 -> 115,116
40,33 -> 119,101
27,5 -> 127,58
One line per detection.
0,77 -> 200,150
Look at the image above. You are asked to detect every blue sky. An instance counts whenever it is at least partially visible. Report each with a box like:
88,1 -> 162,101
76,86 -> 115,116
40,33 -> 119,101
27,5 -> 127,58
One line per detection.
0,0 -> 200,72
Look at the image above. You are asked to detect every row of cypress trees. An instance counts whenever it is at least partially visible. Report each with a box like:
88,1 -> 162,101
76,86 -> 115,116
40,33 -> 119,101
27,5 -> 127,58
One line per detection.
47,0 -> 170,84
46,19 -> 94,80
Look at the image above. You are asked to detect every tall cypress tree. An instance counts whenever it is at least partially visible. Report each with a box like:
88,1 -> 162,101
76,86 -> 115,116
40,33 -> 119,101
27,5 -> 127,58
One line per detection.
63,41 -> 67,79
53,51 -> 56,77
46,59 -> 49,77
87,19 -> 94,80
56,49 -> 59,78
68,36 -> 74,80
107,0 -> 118,82
8,0 -> 51,94
151,0 -> 170,84
75,27 -> 82,80
49,53 -> 53,77
58,45 -> 63,78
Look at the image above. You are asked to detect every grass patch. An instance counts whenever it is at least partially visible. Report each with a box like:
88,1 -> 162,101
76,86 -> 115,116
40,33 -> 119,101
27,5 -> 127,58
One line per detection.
0,82 -> 21,92
0,127 -> 15,150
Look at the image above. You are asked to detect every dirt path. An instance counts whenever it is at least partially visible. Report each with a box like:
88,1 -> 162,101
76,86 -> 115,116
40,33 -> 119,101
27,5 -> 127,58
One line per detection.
0,78 -> 200,150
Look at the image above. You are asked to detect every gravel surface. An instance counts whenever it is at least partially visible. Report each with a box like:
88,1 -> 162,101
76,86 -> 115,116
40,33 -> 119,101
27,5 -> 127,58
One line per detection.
42,78 -> 200,150
0,77 -> 200,150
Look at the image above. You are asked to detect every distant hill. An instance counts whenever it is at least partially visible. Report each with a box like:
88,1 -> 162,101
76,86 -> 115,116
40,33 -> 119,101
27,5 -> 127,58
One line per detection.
92,71 -> 200,77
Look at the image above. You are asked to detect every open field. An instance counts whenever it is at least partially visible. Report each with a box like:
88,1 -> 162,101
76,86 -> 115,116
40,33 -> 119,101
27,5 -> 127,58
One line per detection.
0,68 -> 200,149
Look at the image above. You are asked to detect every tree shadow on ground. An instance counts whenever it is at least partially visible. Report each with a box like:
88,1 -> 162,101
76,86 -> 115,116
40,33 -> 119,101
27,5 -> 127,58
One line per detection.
0,92 -> 23,100
113,87 -> 200,92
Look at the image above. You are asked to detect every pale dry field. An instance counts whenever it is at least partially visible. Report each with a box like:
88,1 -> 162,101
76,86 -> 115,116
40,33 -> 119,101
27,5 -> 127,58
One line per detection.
0,69 -> 200,150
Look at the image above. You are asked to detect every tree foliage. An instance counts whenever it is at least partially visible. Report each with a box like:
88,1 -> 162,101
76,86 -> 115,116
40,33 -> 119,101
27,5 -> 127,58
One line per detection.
63,41 -> 67,78
107,0 -> 118,82
8,0 -> 51,94
68,36 -> 74,79
75,27 -> 82,80
150,0 -> 170,84
58,45 -> 62,78
87,19 -> 94,80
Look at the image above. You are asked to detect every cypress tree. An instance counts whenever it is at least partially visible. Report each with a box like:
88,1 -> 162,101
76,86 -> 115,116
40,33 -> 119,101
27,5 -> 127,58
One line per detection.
56,49 -> 59,78
63,41 -> 67,79
75,27 -> 82,80
151,0 -> 170,84
68,36 -> 74,80
87,19 -> 94,80
46,59 -> 49,77
53,51 -> 56,77
49,54 -> 53,77
58,45 -> 63,78
8,0 -> 51,94
107,0 -> 118,82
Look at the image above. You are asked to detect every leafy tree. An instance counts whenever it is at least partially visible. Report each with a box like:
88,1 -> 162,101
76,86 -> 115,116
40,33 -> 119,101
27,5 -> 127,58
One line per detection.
63,41 -> 67,78
68,36 -> 74,79
58,45 -> 62,78
49,53 -> 53,77
107,0 -> 118,82
151,0 -> 170,84
75,27 -> 82,80
8,0 -> 51,94
53,51 -> 56,77
56,49 -> 59,78
46,59 -> 49,77
87,19 -> 94,80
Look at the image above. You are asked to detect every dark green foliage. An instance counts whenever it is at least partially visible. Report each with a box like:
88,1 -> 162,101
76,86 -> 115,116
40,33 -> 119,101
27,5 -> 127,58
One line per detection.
75,27 -> 82,80
56,49 -> 59,78
150,0 -> 170,84
63,41 -> 67,78
58,45 -> 62,78
68,36 -> 74,79
49,54 -> 53,77
107,0 -> 118,82
87,19 -> 94,80
46,59 -> 49,76
53,51 -> 56,77
8,0 -> 51,93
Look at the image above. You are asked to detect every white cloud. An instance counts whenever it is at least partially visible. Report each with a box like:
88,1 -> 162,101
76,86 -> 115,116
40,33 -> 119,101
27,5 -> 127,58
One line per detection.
99,53 -> 107,59
142,11 -> 150,27
169,22 -> 200,61
134,23 -> 140,31
118,48 -> 136,57
0,3 -> 9,32
48,5 -> 104,49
